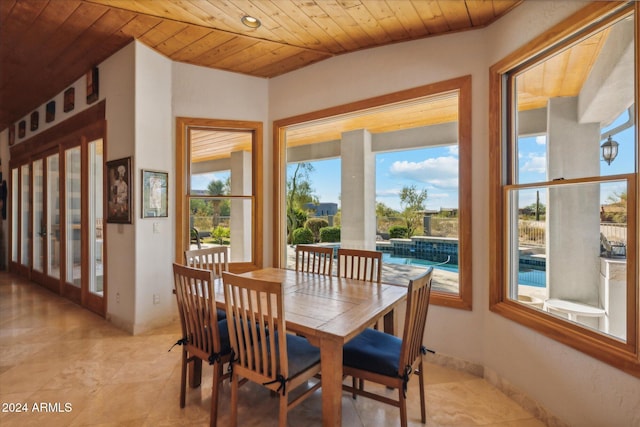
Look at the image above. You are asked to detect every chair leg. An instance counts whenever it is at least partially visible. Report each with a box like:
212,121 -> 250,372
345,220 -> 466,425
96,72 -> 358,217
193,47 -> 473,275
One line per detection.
210,363 -> 221,427
351,376 -> 357,399
180,351 -> 187,408
230,372 -> 239,427
399,388 -> 408,427
418,361 -> 426,423
278,392 -> 288,427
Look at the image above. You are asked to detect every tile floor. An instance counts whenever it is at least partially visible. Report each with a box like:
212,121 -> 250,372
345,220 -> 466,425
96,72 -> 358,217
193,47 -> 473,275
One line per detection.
0,272 -> 546,426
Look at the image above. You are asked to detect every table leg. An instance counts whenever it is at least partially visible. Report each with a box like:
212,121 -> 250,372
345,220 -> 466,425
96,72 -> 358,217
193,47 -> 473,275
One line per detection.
383,309 -> 394,335
320,337 -> 343,427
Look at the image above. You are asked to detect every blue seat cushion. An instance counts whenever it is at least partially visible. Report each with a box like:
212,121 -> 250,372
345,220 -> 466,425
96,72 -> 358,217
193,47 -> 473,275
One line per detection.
216,308 -> 227,321
343,328 -> 402,378
271,331 -> 320,377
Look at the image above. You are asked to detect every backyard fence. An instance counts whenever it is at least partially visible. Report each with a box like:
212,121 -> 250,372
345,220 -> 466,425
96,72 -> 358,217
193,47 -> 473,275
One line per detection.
518,220 -> 627,247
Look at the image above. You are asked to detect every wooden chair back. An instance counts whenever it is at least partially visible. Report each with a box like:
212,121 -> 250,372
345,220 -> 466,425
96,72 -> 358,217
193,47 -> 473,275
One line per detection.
337,248 -> 382,283
172,263 -> 224,361
185,246 -> 229,279
222,272 -> 289,385
172,263 -> 229,427
398,267 -> 434,375
294,244 -> 334,275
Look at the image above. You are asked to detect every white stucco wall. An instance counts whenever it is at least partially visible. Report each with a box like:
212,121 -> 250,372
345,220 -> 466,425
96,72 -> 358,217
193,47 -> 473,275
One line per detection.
268,1 -> 640,426
100,42 -> 137,332
133,42 -> 174,333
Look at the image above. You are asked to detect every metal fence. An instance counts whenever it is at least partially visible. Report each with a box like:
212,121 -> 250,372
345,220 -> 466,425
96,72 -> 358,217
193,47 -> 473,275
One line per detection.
518,220 -> 627,247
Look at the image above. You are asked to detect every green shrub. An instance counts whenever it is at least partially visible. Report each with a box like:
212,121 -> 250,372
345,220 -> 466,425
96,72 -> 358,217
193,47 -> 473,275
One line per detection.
212,225 -> 230,244
292,227 -> 314,244
389,225 -> 409,238
305,218 -> 329,242
319,226 -> 341,243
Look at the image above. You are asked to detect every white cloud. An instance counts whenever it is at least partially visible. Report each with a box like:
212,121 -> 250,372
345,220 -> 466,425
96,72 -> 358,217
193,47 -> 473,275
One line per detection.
389,156 -> 459,189
535,135 -> 547,145
521,153 -> 546,173
448,145 -> 459,156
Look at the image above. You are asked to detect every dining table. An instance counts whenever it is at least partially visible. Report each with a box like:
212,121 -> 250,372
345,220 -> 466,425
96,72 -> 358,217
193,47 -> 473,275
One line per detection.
205,267 -> 409,426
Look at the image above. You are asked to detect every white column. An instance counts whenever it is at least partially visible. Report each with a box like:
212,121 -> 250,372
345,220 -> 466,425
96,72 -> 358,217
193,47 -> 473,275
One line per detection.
547,96 -> 601,307
230,150 -> 252,262
340,129 -> 376,250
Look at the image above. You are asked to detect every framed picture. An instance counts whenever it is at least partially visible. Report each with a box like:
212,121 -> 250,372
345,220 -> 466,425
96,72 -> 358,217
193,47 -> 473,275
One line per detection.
30,111 -> 39,131
141,170 -> 168,218
8,124 -> 15,146
46,101 -> 56,123
64,87 -> 75,112
18,120 -> 26,138
106,157 -> 132,224
86,66 -> 99,104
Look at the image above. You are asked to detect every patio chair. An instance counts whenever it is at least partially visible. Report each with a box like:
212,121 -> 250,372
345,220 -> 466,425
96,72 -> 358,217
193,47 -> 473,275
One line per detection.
295,244 -> 334,275
222,272 -> 322,427
172,263 -> 231,427
185,246 -> 230,320
342,267 -> 434,427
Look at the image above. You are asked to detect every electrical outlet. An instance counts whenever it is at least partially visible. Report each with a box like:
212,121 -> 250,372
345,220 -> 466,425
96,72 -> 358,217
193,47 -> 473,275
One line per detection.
153,294 -> 160,305
116,292 -> 120,303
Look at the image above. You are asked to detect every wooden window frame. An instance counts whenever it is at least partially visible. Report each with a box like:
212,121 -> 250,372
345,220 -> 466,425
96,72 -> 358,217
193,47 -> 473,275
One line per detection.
174,117 -> 263,271
273,76 -> 473,310
489,2 -> 640,377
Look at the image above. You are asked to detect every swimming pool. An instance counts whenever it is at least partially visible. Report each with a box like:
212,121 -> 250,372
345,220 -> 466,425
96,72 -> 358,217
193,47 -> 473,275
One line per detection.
382,253 -> 546,287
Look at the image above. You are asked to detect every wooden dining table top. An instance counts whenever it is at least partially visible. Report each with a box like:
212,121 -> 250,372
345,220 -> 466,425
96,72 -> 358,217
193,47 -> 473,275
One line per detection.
213,267 -> 408,344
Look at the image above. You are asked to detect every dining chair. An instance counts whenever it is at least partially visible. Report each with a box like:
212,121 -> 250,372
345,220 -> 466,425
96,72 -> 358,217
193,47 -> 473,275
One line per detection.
341,267 -> 434,427
172,263 -> 231,427
294,244 -> 334,275
337,248 -> 382,283
185,246 -> 229,320
222,271 -> 322,427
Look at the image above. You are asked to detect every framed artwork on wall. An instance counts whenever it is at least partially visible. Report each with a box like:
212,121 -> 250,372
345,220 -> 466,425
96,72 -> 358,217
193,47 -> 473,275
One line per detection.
46,101 -> 56,123
8,124 -> 15,146
106,157 -> 132,224
141,169 -> 168,218
18,120 -> 26,138
86,66 -> 99,104
30,111 -> 39,131
64,87 -> 75,112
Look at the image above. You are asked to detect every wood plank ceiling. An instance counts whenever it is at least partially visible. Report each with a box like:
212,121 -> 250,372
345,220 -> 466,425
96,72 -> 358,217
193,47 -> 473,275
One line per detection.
0,0 -> 523,133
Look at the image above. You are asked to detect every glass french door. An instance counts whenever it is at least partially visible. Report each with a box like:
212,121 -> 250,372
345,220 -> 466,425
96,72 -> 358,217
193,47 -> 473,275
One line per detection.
10,134 -> 105,316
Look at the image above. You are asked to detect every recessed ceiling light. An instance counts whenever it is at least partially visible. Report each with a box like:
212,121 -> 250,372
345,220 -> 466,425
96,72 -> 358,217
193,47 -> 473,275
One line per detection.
241,15 -> 261,29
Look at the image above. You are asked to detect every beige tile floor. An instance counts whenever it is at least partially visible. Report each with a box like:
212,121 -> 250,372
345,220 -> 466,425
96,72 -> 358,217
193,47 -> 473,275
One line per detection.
0,272 -> 546,427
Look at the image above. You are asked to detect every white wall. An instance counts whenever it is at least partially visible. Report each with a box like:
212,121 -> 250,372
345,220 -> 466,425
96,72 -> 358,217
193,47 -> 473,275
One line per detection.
100,42 -> 137,332
133,42 -> 174,333
268,2 -> 640,426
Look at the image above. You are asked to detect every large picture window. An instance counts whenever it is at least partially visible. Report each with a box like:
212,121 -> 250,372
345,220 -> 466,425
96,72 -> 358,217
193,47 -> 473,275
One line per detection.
490,2 -> 639,377
274,76 -> 472,309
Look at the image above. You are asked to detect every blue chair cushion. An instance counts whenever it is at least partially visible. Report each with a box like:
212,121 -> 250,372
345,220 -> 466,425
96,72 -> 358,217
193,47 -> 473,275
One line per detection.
343,328 -> 401,378
216,308 -> 227,321
271,331 -> 320,377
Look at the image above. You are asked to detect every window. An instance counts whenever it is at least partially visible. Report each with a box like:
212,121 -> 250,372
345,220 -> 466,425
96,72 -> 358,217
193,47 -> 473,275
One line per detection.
175,118 -> 263,270
490,2 -> 639,376
274,76 -> 472,309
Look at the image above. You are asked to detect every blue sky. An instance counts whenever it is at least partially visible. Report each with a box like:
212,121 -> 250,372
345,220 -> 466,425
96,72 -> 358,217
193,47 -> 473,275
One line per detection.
290,145 -> 459,212
517,109 -> 635,207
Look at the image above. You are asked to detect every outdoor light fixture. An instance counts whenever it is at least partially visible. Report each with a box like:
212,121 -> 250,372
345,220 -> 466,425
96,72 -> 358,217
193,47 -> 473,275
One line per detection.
241,15 -> 261,29
601,135 -> 619,165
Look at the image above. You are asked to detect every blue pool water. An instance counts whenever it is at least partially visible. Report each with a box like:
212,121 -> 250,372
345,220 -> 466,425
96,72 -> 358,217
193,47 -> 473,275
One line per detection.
382,253 -> 546,288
